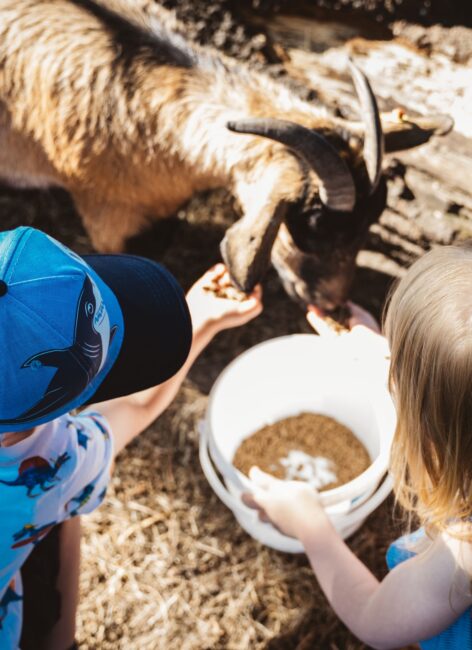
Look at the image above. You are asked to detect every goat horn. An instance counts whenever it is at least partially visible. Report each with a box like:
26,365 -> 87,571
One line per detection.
348,58 -> 384,194
227,118 -> 356,212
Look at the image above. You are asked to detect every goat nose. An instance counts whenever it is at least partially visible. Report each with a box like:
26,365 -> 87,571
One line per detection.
314,295 -> 338,311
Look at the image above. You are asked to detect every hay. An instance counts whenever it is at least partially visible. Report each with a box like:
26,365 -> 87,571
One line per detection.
77,384 -> 406,649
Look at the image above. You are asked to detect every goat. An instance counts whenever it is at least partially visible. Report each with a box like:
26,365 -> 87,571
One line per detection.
0,0 -> 453,308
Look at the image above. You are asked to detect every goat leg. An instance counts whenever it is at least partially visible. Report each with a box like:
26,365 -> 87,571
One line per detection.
73,194 -> 148,253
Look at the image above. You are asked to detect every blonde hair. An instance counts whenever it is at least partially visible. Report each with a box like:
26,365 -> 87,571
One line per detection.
384,244 -> 472,538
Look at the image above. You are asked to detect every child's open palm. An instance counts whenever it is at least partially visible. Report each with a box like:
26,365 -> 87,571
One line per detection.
306,301 -> 390,371
186,264 -> 262,335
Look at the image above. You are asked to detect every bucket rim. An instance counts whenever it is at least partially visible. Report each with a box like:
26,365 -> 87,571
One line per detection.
206,333 -> 395,507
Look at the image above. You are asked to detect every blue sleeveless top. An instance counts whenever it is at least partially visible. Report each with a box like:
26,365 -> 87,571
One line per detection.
387,528 -> 472,649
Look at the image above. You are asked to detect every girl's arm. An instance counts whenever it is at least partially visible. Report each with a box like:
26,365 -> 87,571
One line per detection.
245,469 -> 472,650
245,303 -> 472,649
89,265 -> 262,455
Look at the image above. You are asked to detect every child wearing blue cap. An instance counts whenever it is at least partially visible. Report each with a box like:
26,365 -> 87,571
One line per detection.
0,227 -> 262,650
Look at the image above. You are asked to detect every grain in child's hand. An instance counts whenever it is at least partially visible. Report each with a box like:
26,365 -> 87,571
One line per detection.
203,269 -> 248,302
323,304 -> 351,334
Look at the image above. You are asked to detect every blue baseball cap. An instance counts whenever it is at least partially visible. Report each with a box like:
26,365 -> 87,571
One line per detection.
0,227 -> 192,433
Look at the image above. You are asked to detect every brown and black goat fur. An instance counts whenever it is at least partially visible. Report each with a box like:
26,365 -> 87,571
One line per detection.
0,0 -> 453,307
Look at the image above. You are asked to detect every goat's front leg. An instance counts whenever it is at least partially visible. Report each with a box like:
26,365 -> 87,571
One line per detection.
73,193 -> 149,253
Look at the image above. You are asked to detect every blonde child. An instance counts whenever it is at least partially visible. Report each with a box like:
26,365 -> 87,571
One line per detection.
0,226 -> 262,650
246,244 -> 472,649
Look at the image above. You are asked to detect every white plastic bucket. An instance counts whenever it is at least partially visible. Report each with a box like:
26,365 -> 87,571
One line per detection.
199,334 -> 396,553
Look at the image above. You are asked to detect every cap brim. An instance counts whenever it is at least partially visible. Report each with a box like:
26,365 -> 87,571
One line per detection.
82,254 -> 192,404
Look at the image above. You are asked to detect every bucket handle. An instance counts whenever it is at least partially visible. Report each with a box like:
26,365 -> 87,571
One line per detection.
202,417 -> 389,509
199,420 -> 393,532
199,420 -> 260,518
329,473 -> 393,528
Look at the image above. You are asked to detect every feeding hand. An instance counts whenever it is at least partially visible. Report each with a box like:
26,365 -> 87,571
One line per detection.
346,301 -> 381,333
307,301 -> 380,337
242,466 -> 328,540
306,301 -> 390,368
186,264 -> 262,335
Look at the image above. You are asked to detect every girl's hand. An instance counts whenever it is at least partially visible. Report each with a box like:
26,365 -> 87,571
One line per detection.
186,264 -> 262,337
242,467 -> 329,540
306,301 -> 390,367
306,300 -> 381,337
346,301 -> 382,333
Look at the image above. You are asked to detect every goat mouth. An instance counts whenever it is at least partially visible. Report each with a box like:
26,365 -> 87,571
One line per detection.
272,245 -> 346,309
288,280 -> 339,312
271,263 -> 341,310
305,293 -> 339,312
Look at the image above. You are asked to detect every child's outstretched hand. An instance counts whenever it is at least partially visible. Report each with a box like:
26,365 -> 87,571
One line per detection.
242,467 -> 329,539
307,300 -> 381,337
186,264 -> 262,336
306,301 -> 390,367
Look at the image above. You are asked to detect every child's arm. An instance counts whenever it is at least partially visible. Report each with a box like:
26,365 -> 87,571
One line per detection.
89,265 -> 262,455
243,304 -> 472,649
245,470 -> 472,650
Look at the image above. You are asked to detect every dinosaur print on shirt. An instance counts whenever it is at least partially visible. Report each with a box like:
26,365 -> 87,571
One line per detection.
11,522 -> 56,549
0,581 -> 22,630
0,452 -> 70,497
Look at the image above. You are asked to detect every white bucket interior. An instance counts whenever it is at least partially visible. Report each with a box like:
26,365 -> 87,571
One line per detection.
203,335 -> 396,551
211,382 -> 382,465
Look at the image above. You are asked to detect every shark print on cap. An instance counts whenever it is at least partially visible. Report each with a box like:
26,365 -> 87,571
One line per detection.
0,275 -> 117,425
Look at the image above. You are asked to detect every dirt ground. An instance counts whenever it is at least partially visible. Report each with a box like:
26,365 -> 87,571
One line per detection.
1,1 -> 471,648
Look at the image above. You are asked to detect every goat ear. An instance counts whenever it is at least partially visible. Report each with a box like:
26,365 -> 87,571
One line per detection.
381,111 -> 453,152
220,199 -> 287,292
